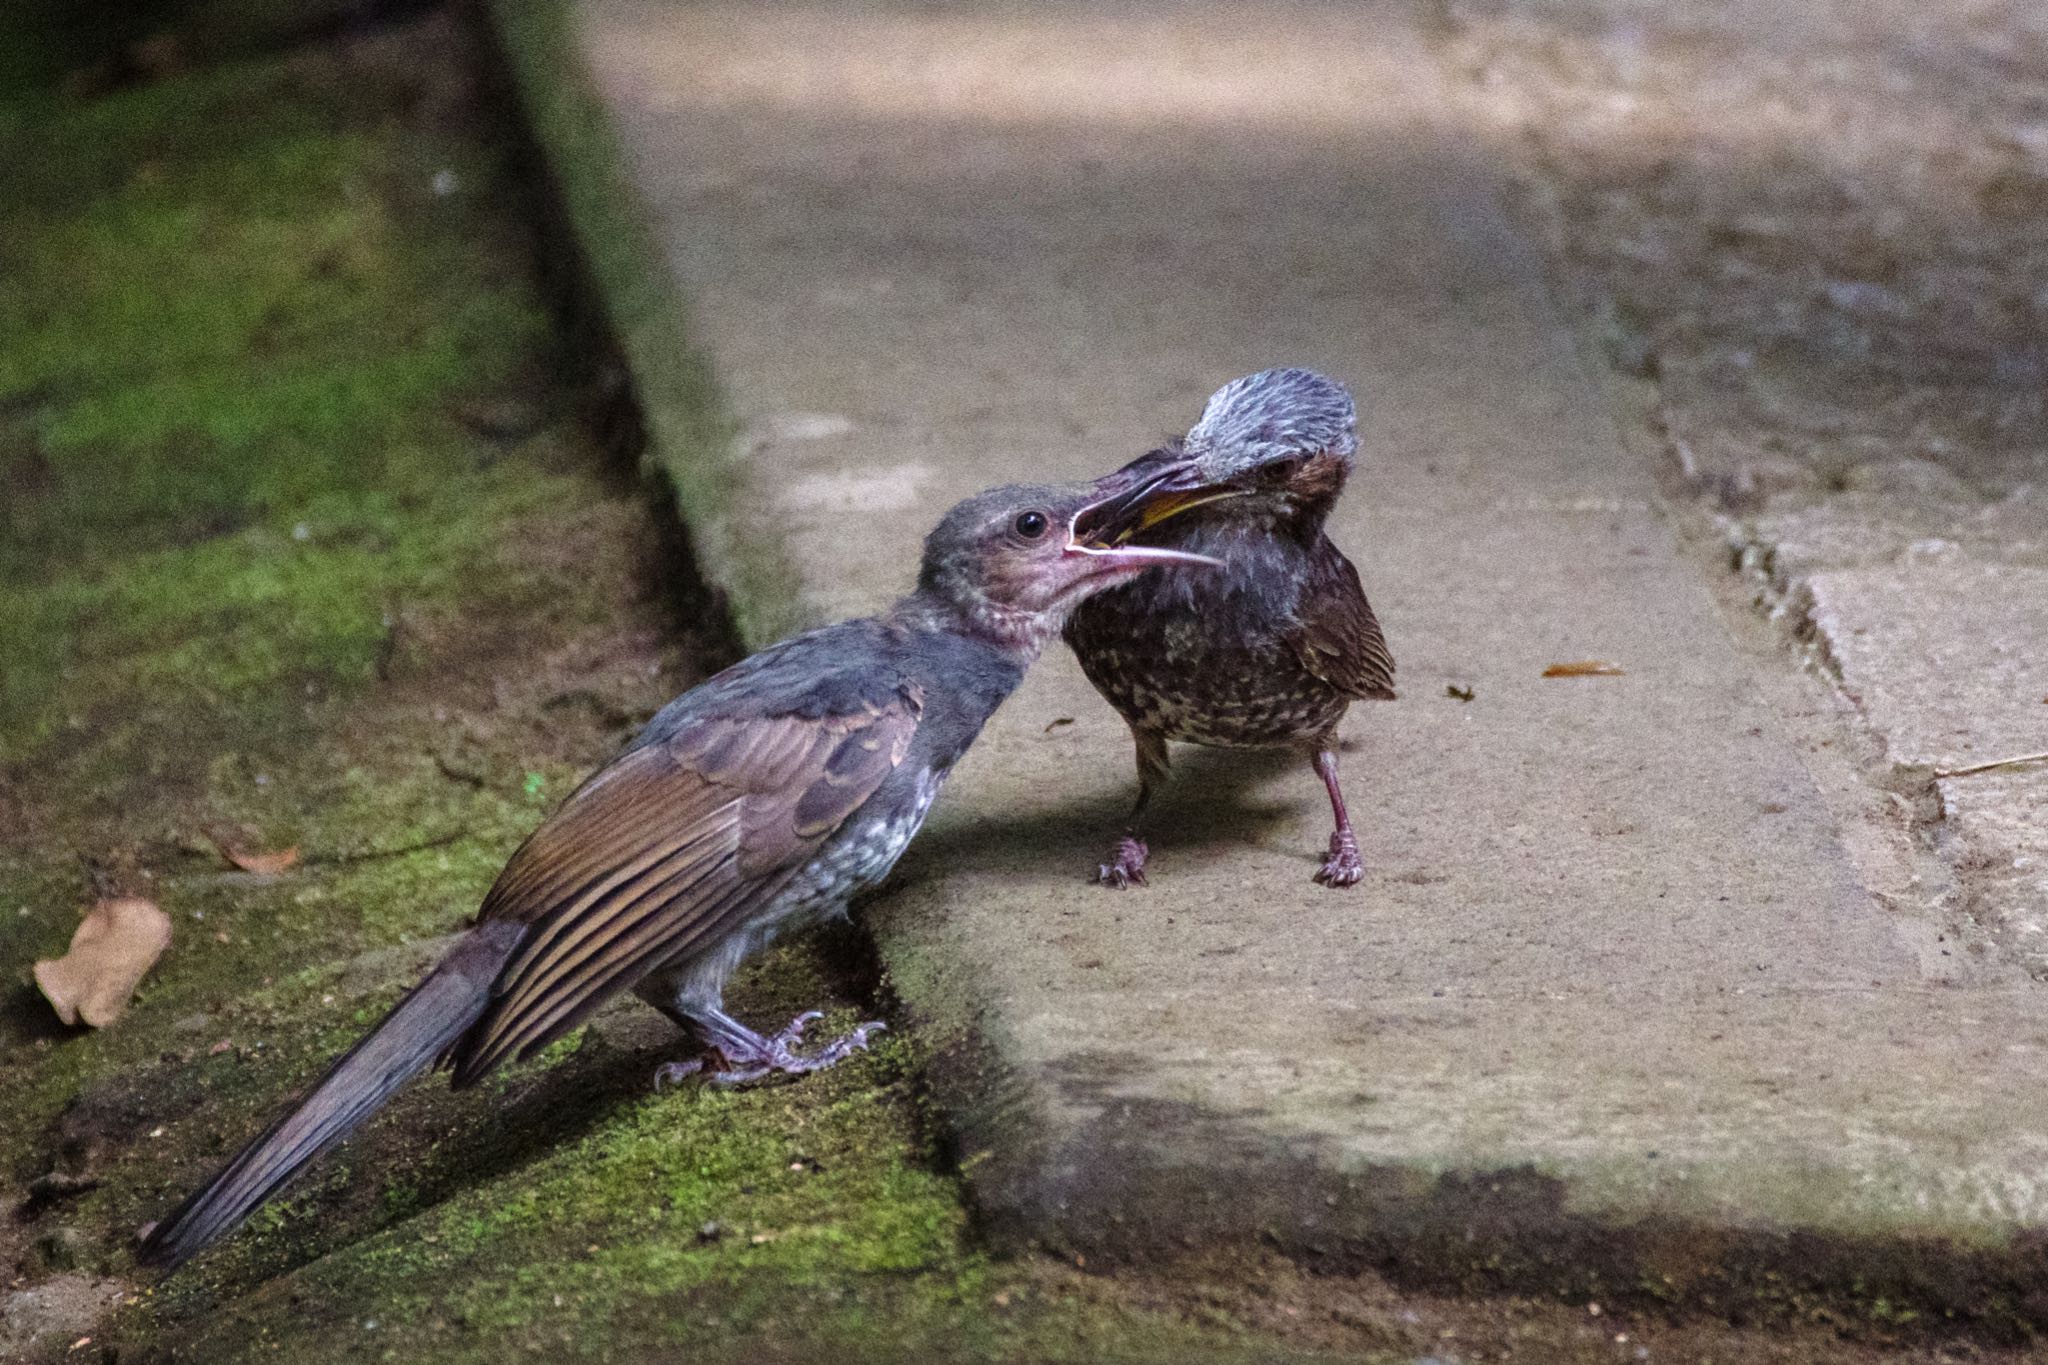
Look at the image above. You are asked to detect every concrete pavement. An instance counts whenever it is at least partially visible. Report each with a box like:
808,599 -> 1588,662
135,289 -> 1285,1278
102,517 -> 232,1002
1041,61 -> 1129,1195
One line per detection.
1439,0 -> 2048,983
496,0 -> 2048,1319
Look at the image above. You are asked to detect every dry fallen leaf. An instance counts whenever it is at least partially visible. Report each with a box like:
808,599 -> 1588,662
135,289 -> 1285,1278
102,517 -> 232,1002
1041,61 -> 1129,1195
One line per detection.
1542,660 -> 1626,678
203,826 -> 300,875
33,897 -> 173,1029
231,846 -> 299,874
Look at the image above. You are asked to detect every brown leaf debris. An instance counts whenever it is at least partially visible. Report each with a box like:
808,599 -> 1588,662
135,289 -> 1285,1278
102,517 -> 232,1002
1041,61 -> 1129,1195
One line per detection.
33,897 -> 173,1029
202,825 -> 300,874
1541,660 -> 1626,678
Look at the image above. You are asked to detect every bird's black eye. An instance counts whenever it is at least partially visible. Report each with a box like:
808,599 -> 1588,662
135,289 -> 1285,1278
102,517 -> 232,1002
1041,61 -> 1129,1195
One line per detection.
1013,510 -> 1050,540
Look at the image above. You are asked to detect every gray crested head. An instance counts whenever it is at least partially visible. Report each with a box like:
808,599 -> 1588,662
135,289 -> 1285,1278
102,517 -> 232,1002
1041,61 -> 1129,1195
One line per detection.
1184,368 -> 1357,482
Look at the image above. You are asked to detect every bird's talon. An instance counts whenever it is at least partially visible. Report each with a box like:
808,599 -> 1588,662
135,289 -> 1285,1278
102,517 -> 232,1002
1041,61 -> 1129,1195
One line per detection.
708,1063 -> 772,1088
693,1015 -> 889,1088
1315,831 -> 1364,888
772,1010 -> 825,1048
846,1019 -> 887,1050
652,1058 -> 705,1091
1092,836 -> 1149,889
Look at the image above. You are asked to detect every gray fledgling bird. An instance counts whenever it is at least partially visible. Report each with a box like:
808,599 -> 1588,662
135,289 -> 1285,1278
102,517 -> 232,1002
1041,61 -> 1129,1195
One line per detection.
1063,368 -> 1395,889
137,474 -> 1218,1270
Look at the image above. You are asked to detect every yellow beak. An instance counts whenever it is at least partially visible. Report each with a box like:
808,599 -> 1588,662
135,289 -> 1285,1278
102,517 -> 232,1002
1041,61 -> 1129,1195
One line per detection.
1114,484 -> 1247,540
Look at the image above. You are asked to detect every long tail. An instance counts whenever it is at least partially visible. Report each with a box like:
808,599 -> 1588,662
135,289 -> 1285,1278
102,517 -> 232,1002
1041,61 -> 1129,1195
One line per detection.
137,920 -> 526,1270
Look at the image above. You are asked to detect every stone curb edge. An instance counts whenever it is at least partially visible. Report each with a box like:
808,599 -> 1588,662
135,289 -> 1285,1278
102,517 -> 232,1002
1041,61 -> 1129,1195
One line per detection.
484,0 -> 807,651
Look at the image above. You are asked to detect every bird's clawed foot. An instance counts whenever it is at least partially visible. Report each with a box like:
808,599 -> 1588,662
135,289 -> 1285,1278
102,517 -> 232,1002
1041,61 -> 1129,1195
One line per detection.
653,1011 -> 888,1090
1092,835 -> 1150,889
1314,828 -> 1364,888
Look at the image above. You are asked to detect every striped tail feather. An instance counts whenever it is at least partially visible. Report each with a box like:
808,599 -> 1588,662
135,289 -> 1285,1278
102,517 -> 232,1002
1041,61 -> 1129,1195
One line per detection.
137,920 -> 525,1270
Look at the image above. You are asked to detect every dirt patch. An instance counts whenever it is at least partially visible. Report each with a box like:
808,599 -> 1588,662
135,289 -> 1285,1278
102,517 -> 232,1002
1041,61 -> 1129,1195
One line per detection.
1440,0 -> 2048,515
1,1274 -> 129,1360
1093,1244 -> 2048,1364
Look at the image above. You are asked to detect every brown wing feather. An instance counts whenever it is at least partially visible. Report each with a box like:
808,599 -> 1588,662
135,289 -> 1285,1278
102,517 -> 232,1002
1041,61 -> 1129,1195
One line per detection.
448,689 -> 922,1085
1288,536 -> 1395,701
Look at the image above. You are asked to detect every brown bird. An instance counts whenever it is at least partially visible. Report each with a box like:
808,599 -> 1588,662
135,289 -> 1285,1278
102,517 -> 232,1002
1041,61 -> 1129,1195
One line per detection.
1063,368 -> 1394,889
136,473 -> 1219,1269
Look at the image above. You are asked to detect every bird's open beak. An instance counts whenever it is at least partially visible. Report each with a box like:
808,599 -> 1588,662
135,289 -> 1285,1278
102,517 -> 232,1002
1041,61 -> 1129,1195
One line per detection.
1079,459 -> 1247,543
1065,462 -> 1235,568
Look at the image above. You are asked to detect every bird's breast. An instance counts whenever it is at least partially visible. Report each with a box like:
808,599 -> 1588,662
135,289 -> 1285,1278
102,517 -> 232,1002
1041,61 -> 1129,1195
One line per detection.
1067,588 -> 1347,749
773,765 -> 950,923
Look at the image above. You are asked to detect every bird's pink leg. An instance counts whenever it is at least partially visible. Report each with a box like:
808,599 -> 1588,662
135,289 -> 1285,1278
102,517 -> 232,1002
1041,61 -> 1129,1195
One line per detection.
1311,748 -> 1364,888
1096,834 -> 1151,888
1094,727 -> 1170,889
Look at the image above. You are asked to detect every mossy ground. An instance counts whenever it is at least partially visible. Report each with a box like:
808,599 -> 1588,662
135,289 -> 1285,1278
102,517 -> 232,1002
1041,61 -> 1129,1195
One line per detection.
0,7 -> 1360,1362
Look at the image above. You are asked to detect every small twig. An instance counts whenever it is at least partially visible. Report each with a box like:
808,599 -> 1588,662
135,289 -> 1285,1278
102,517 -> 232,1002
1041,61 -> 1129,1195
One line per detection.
1932,751 -> 2048,780
304,829 -> 468,865
434,754 -> 488,788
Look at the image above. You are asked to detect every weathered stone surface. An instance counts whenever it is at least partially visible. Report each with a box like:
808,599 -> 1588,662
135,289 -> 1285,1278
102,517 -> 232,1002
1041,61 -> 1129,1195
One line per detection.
1438,0 -> 2048,1014
1806,562 -> 2048,773
1940,770 -> 2048,975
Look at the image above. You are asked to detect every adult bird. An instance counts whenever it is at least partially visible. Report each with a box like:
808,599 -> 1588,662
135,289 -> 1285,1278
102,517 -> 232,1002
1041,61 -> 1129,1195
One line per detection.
1063,367 -> 1395,889
137,473 -> 1219,1270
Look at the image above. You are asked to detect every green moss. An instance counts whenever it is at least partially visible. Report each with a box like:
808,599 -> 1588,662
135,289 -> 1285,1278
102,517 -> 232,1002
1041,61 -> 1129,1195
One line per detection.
0,7 -> 571,773
1,51 -> 543,575
0,0 -> 577,1250
132,1023 -> 1344,1364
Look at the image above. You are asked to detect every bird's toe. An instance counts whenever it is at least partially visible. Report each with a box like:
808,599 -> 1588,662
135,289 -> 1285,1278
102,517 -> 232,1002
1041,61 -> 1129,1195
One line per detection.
706,1062 -> 775,1088
1092,836 -> 1150,889
806,1020 -> 888,1069
772,1010 -> 826,1048
652,1058 -> 706,1090
1315,832 -> 1364,888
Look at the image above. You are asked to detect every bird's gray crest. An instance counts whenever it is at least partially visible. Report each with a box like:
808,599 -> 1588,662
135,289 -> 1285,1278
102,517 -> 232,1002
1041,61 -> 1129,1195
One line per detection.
1185,367 -> 1357,469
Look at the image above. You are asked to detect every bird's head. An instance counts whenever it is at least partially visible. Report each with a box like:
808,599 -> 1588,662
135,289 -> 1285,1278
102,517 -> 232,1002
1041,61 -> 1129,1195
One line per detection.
1098,368 -> 1358,540
913,475 -> 1224,653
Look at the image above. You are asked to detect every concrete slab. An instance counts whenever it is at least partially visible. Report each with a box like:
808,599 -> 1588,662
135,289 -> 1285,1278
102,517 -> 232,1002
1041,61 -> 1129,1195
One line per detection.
1432,0 -> 2048,1030
502,0 -> 2048,1318
1807,562 -> 2048,774
1800,559 -> 2048,972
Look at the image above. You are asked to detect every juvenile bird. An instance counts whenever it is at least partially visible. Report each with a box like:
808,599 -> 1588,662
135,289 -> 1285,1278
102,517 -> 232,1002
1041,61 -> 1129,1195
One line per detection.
1063,368 -> 1394,889
138,474 -> 1217,1269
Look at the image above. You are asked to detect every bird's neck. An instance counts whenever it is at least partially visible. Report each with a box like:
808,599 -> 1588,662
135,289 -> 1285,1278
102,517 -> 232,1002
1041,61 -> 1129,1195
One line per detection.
1286,451 -> 1349,520
885,591 -> 1058,662
1175,504 -> 1328,554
